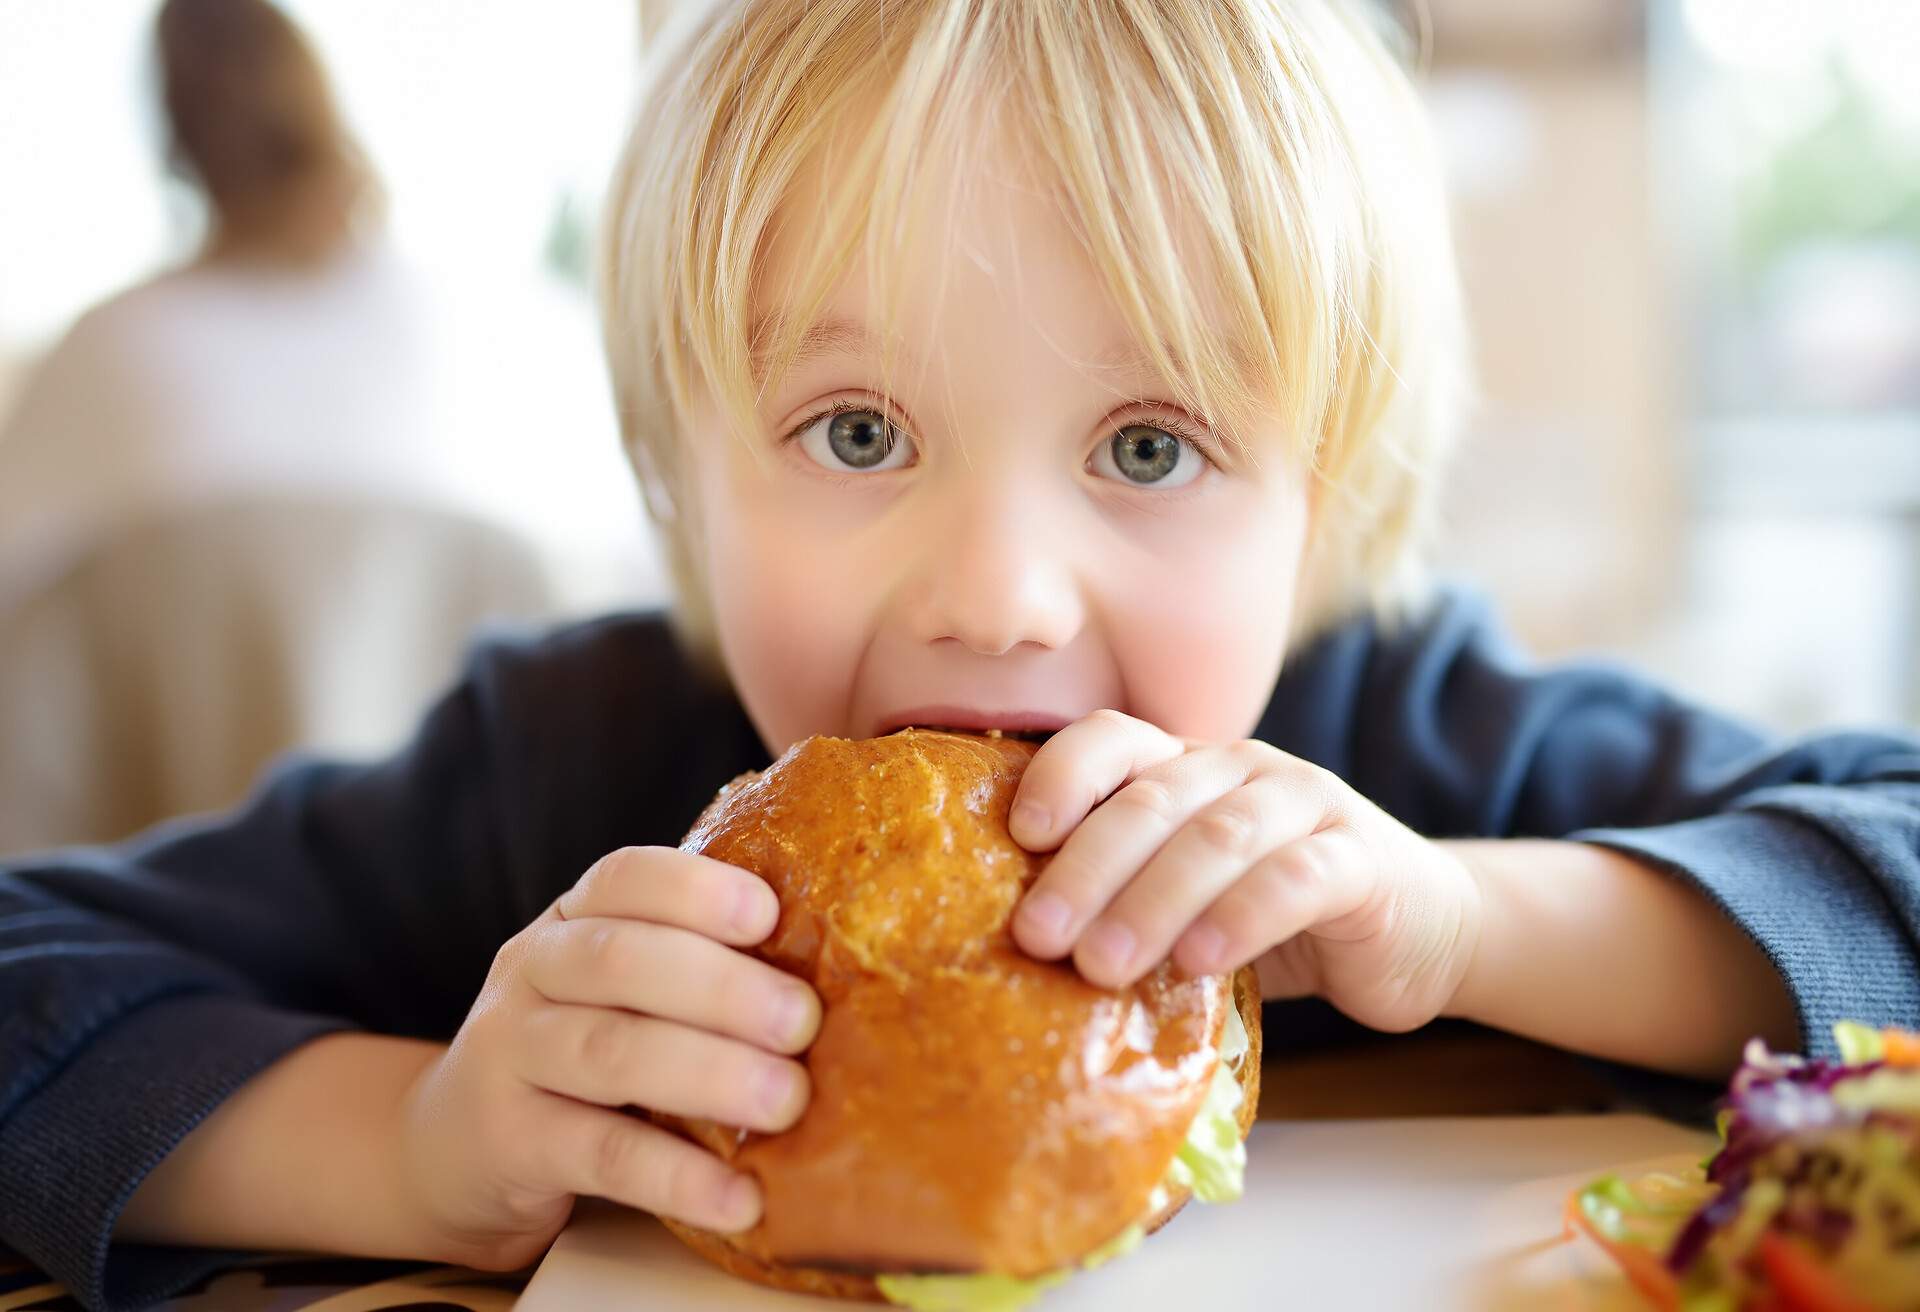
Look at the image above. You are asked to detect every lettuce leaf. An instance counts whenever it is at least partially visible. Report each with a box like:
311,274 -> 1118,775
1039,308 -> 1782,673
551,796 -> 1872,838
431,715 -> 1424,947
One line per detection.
1163,1002 -> 1249,1203
874,1269 -> 1069,1312
873,1226 -> 1143,1312
1834,1020 -> 1887,1065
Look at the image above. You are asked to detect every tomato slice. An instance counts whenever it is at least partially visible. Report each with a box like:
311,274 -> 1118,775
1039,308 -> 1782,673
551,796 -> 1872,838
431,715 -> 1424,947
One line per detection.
1756,1233 -> 1878,1312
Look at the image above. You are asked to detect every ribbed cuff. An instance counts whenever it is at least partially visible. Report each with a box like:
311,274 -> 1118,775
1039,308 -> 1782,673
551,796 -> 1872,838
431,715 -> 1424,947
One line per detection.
0,992 -> 350,1312
1572,802 -> 1920,1061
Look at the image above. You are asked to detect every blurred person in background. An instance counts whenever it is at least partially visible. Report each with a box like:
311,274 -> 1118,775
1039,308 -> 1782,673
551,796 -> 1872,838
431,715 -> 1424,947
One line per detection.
0,0 -> 569,853
157,0 -> 380,267
0,0 -> 486,611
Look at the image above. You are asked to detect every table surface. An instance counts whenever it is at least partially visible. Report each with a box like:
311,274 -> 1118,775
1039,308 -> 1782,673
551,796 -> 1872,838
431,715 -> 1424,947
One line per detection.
0,1029 -> 1641,1311
524,1115 -> 1713,1312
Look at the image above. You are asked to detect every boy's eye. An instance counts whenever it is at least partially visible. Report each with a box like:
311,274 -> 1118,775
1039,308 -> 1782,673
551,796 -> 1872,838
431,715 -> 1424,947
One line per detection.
795,407 -> 914,474
1090,424 -> 1204,489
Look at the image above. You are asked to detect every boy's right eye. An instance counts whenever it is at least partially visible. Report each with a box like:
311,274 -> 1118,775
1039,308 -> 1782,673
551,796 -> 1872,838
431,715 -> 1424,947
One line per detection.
793,405 -> 915,474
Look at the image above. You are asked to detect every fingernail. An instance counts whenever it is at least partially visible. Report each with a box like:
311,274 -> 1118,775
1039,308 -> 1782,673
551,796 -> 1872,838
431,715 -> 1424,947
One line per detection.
1084,920 -> 1136,978
756,1062 -> 800,1119
720,1174 -> 761,1228
733,881 -> 775,935
1012,801 -> 1050,840
1020,891 -> 1071,941
1183,923 -> 1227,973
770,986 -> 811,1048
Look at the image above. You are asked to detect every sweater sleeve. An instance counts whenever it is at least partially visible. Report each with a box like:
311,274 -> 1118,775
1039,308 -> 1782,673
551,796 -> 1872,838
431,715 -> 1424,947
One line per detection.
1266,588 -> 1920,1064
0,609 -> 761,1312
0,652 -> 525,1310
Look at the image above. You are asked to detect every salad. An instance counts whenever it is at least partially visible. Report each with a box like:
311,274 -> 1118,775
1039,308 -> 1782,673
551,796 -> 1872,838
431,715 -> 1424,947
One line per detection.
1568,1023 -> 1920,1311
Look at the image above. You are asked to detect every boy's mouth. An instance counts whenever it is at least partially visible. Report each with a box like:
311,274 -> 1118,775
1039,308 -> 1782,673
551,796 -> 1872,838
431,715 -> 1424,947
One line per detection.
941,726 -> 1054,743
872,707 -> 1072,744
888,724 -> 1059,745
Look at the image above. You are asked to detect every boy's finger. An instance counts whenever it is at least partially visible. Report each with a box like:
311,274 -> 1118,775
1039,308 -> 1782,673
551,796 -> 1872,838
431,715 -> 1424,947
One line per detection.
526,916 -> 820,1054
1008,709 -> 1185,854
1011,743 -> 1246,962
531,1091 -> 763,1233
1076,772 -> 1324,988
555,846 -> 780,946
1173,827 -> 1374,977
517,1003 -> 811,1135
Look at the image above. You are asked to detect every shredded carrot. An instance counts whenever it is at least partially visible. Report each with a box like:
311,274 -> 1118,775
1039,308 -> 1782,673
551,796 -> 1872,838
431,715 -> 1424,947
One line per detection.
1877,1028 -> 1920,1069
1563,1189 -> 1680,1311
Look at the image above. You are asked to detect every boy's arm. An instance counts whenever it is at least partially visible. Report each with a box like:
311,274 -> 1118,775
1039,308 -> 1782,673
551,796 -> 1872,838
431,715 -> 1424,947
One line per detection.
1440,838 -> 1799,1080
1268,587 -> 1920,1064
115,1032 -> 449,1259
0,615 -> 752,1310
0,674 -> 509,1312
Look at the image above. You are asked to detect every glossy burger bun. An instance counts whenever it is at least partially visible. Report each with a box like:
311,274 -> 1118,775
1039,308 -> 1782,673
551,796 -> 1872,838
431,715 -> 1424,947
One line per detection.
654,728 -> 1264,1303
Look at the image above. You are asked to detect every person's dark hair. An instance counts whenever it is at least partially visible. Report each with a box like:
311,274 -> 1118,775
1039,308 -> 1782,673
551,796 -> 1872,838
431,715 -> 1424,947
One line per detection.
156,0 -> 381,260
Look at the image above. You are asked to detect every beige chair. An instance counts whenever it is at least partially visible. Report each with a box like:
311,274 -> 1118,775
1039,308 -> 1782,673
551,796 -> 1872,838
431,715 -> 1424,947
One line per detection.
0,498 -> 563,856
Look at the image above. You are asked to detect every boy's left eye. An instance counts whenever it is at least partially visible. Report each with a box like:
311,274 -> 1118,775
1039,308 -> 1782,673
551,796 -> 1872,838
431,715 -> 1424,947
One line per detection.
794,406 -> 915,474
1089,424 -> 1206,489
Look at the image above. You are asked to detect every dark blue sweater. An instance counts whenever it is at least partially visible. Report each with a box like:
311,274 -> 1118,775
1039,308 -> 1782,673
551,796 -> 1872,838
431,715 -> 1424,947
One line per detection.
4,588 -> 1918,1310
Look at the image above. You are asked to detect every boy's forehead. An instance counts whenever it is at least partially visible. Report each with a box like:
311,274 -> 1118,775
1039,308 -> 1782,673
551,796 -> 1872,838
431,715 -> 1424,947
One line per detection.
748,311 -> 1177,386
748,128 -> 1238,394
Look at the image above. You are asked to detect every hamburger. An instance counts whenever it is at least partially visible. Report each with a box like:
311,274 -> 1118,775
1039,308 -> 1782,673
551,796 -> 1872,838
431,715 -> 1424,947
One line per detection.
653,727 -> 1263,1307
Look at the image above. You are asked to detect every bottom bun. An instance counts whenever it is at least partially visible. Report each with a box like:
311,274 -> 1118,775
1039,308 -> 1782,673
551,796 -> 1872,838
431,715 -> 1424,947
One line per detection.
661,964 -> 1265,1303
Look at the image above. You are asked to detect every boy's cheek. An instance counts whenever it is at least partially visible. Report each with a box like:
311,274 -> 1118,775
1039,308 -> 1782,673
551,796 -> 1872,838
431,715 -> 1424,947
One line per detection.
700,501 -> 876,754
1091,520 -> 1304,745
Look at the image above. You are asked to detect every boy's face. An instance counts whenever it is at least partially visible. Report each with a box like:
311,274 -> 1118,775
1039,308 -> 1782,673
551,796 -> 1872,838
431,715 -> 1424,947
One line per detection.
684,132 -> 1314,757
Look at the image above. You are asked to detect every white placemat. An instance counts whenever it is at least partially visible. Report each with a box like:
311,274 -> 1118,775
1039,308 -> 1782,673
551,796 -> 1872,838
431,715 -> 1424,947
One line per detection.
520,1115 -> 1713,1311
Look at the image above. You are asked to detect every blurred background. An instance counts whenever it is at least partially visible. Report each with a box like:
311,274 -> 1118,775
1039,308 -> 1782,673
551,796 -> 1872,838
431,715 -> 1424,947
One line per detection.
1421,0 -> 1920,732
0,0 -> 1915,855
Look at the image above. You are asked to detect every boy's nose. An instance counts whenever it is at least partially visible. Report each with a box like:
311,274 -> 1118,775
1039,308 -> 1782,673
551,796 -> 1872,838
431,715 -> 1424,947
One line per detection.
903,492 -> 1085,656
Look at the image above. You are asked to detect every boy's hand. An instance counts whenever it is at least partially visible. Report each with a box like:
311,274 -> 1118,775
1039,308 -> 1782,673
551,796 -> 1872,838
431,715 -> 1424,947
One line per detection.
1008,710 -> 1482,1035
394,847 -> 819,1270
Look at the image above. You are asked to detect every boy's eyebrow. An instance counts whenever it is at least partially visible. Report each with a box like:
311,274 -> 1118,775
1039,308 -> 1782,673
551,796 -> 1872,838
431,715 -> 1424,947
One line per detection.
750,315 -> 911,375
751,313 -> 1174,379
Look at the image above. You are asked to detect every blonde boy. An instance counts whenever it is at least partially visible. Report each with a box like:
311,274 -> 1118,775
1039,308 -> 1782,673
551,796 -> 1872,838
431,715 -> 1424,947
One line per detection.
2,1 -> 1915,1306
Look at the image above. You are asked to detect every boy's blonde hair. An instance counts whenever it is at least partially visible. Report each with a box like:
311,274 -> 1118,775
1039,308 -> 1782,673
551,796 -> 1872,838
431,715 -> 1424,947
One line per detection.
600,0 -> 1468,664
